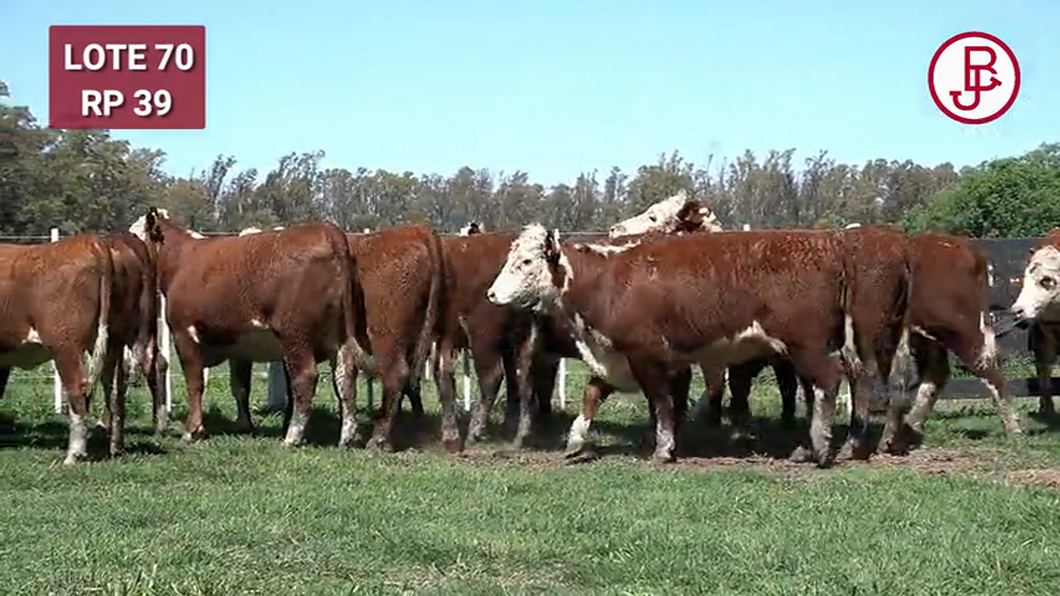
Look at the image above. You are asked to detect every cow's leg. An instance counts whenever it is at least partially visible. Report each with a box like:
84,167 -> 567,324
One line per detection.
530,352 -> 559,423
172,332 -> 207,441
884,336 -> 948,452
630,360 -> 678,464
280,342 -> 319,447
692,364 -> 726,427
727,359 -> 767,440
331,345 -> 361,447
229,359 -> 254,433
787,348 -> 844,468
467,350 -> 505,445
403,374 -> 426,418
0,367 -> 11,399
773,358 -> 800,428
149,349 -> 169,436
433,337 -> 462,452
54,350 -> 90,464
512,336 -> 537,450
366,353 -> 411,452
670,367 -> 692,443
108,349 -> 129,457
564,376 -> 615,459
95,344 -> 121,433
1030,324 -> 1057,418
961,323 -> 1022,437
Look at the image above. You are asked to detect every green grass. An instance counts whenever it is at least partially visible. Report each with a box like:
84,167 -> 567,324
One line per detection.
2,359 -> 1060,595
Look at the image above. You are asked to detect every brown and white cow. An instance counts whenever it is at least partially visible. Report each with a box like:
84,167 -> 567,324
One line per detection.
436,231 -> 542,449
487,224 -> 908,467
92,233 -> 166,455
609,192 -> 814,429
129,207 -> 369,447
0,234 -> 114,464
1010,228 -> 1060,419
617,196 -> 1017,450
342,225 -> 449,450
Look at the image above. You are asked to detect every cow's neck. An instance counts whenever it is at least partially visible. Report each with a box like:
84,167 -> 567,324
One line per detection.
554,247 -> 617,335
154,223 -> 199,292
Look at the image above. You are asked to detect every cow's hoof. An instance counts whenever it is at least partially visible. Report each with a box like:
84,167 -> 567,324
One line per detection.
62,452 -> 86,466
788,445 -> 814,463
366,436 -> 394,452
442,436 -> 463,454
815,452 -> 836,469
234,420 -> 255,434
651,451 -> 677,464
182,428 -> 207,442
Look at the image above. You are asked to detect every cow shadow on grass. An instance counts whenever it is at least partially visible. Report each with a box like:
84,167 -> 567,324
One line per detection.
0,413 -> 168,460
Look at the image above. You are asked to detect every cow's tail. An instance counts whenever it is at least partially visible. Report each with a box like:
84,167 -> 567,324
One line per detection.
839,248 -> 865,379
85,240 -> 114,403
334,227 -> 374,374
888,249 -> 916,394
412,229 -> 445,388
973,250 -> 1000,370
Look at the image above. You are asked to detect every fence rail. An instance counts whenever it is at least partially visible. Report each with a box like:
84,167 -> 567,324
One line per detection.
4,227 -> 1051,417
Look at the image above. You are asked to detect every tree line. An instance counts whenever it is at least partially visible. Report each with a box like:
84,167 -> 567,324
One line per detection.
3,81 -> 1059,239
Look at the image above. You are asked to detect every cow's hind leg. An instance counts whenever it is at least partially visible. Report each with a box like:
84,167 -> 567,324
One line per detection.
229,359 -> 255,433
172,332 -> 208,441
787,347 -> 844,468
883,336 -> 948,452
433,338 -> 462,453
280,342 -> 320,447
332,339 -> 361,448
366,356 -> 411,452
54,349 -> 91,464
773,358 -> 801,428
108,349 -> 129,457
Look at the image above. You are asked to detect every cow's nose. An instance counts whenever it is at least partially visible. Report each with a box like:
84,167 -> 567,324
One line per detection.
486,289 -> 497,302
609,225 -> 620,236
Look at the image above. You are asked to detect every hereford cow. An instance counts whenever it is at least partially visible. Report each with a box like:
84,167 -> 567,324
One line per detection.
0,234 -> 114,464
618,195 -> 1018,451
488,224 -> 909,467
1009,228 -> 1060,419
129,208 -> 369,447
91,233 -> 165,455
437,231 -> 541,449
341,225 -> 448,450
608,192 -> 814,429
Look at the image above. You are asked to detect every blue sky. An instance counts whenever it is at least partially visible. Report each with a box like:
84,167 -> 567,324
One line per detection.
3,0 -> 1058,186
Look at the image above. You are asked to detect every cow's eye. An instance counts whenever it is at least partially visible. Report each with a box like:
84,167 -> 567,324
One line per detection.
521,259 -> 532,266
1042,277 -> 1056,290
649,215 -> 657,222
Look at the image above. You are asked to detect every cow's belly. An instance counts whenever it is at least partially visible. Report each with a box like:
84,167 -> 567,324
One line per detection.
0,328 -> 54,370
194,327 -> 284,366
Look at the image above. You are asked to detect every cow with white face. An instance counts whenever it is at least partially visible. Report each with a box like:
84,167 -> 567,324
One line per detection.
487,223 -> 874,467
1012,245 -> 1060,325
608,190 -> 723,239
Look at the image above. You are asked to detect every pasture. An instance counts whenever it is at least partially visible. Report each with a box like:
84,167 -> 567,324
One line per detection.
3,358 -> 1060,595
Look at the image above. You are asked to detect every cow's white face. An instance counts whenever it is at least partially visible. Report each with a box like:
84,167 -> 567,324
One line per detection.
608,190 -> 722,238
1012,246 -> 1060,322
487,224 -> 568,312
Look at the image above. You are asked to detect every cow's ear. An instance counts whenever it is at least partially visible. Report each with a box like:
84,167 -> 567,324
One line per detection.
676,201 -> 703,228
145,207 -> 165,243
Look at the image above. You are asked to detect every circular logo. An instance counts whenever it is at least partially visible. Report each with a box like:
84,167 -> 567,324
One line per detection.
928,31 -> 1020,125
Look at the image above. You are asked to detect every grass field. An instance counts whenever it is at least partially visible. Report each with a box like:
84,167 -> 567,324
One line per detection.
3,358 -> 1060,595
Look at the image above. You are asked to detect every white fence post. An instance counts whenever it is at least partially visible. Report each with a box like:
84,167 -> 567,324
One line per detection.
50,228 -> 63,414
160,294 -> 173,413
742,223 -> 751,231
557,358 -> 567,410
